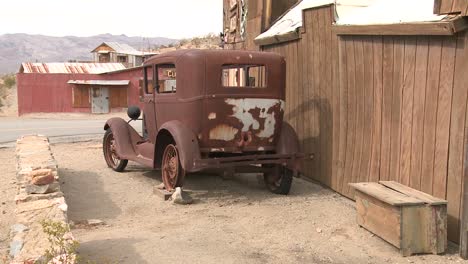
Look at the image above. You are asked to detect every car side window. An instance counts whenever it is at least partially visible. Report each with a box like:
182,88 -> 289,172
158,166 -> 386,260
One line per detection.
156,64 -> 177,94
144,65 -> 154,94
222,64 -> 267,88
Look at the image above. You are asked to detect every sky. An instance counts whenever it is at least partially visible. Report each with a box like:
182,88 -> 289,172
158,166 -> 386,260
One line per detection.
0,0 -> 222,39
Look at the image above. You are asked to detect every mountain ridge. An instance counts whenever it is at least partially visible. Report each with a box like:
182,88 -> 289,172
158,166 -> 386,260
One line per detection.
0,33 -> 177,74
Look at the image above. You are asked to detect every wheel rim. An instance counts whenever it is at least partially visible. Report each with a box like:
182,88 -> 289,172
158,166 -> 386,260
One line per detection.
162,144 -> 181,191
104,132 -> 121,169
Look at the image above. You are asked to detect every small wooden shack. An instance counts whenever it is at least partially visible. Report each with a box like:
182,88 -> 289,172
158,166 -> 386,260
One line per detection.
224,0 -> 468,254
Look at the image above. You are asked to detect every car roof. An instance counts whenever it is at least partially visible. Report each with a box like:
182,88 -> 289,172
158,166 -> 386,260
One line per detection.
143,49 -> 284,66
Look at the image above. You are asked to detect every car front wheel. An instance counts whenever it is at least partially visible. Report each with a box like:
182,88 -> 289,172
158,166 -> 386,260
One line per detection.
103,128 -> 128,172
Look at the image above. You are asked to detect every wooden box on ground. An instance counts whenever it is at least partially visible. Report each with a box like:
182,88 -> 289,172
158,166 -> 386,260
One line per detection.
349,181 -> 447,256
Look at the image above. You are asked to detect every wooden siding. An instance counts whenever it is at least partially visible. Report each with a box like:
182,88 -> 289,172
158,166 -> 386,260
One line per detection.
109,87 -> 128,108
434,0 -> 468,16
72,86 -> 91,108
262,5 -> 468,242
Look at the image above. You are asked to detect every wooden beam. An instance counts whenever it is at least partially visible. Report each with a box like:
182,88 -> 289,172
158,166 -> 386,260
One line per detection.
333,19 -> 468,36
461,128 -> 468,258
434,0 -> 442,15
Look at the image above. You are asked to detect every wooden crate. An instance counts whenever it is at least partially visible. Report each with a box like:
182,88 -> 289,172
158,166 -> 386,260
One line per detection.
349,181 -> 447,256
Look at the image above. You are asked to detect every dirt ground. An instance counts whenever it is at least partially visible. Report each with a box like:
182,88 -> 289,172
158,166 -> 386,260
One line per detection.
0,141 -> 464,263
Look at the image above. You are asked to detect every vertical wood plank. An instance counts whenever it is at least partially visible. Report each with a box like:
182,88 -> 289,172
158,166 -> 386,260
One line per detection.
311,9 -> 321,182
351,37 -> 365,190
343,38 -> 356,197
323,7 -> 334,188
399,38 -> 417,186
389,37 -> 404,182
370,36 -> 383,183
447,31 -> 468,242
410,36 -> 429,190
360,37 -> 374,183
433,37 -> 456,199
421,37 -> 442,195
331,18 -> 341,191
305,10 -> 314,181
337,36 -> 348,194
460,94 -> 468,258
453,0 -> 466,13
380,37 -> 394,181
319,7 -> 333,188
440,0 -> 455,13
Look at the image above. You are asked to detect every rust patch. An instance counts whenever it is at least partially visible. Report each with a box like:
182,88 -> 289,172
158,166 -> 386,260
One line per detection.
209,124 -> 239,141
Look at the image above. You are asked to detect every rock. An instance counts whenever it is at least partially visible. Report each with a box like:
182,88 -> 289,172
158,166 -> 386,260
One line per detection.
171,187 -> 193,205
316,228 -> 322,233
10,239 -> 23,257
11,224 -> 29,234
87,219 -> 105,226
29,169 -> 54,185
24,182 -> 59,194
156,182 -> 166,190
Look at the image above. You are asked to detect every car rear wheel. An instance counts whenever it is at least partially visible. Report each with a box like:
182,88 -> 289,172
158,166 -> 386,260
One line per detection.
103,128 -> 128,172
161,144 -> 185,191
264,165 -> 293,195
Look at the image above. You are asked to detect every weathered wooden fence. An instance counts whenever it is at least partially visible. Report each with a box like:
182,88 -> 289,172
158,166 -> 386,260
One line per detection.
263,5 -> 468,242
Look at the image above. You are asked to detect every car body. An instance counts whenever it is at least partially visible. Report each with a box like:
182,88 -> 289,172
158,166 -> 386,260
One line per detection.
103,49 -> 302,194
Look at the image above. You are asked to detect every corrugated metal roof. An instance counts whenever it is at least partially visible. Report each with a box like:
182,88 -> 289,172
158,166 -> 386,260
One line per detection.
67,80 -> 130,86
19,63 -> 127,74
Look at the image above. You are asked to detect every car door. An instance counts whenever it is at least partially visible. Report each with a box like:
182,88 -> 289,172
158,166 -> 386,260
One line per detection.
143,65 -> 158,142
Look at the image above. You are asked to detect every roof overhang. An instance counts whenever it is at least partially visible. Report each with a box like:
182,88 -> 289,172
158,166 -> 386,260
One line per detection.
333,16 -> 468,35
67,80 -> 130,86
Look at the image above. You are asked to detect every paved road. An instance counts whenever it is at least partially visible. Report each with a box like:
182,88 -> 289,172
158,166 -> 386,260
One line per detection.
0,118 -> 142,144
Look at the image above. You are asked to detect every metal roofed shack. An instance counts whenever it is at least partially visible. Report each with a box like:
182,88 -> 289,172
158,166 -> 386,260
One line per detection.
17,62 -> 144,115
223,0 -> 468,257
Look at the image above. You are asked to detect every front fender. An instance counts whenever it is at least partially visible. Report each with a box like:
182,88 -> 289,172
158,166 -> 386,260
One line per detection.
104,117 -> 142,160
276,121 -> 301,172
157,120 -> 201,172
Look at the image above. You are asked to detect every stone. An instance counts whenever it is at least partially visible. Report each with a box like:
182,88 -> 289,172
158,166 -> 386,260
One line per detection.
154,186 -> 173,201
171,187 -> 193,205
11,224 -> 29,234
87,219 -> 105,226
15,191 -> 64,203
9,240 -> 23,257
24,182 -> 59,194
29,169 -> 54,185
31,174 -> 54,185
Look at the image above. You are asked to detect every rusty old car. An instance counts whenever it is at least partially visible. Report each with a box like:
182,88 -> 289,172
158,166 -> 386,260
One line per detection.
103,49 -> 302,194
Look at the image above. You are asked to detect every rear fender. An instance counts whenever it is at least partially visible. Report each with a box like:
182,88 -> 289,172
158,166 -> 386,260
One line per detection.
276,121 -> 301,172
104,117 -> 143,160
155,120 -> 201,172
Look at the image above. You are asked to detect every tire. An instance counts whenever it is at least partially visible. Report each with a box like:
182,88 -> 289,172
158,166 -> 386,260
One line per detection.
161,144 -> 185,191
264,165 -> 293,195
103,128 -> 128,172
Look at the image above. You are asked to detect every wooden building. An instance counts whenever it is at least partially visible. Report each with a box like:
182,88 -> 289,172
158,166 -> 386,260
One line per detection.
223,0 -> 468,251
91,42 -> 158,68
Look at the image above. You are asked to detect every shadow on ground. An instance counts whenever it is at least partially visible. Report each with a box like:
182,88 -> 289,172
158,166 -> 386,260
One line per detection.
60,168 -> 122,221
78,237 -> 146,264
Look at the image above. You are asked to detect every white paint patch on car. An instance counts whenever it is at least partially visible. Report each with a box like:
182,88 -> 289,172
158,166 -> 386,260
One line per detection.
208,112 -> 217,120
209,124 -> 239,141
224,98 -> 285,139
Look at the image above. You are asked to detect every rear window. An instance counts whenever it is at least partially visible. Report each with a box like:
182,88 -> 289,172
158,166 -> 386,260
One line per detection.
222,65 -> 266,88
